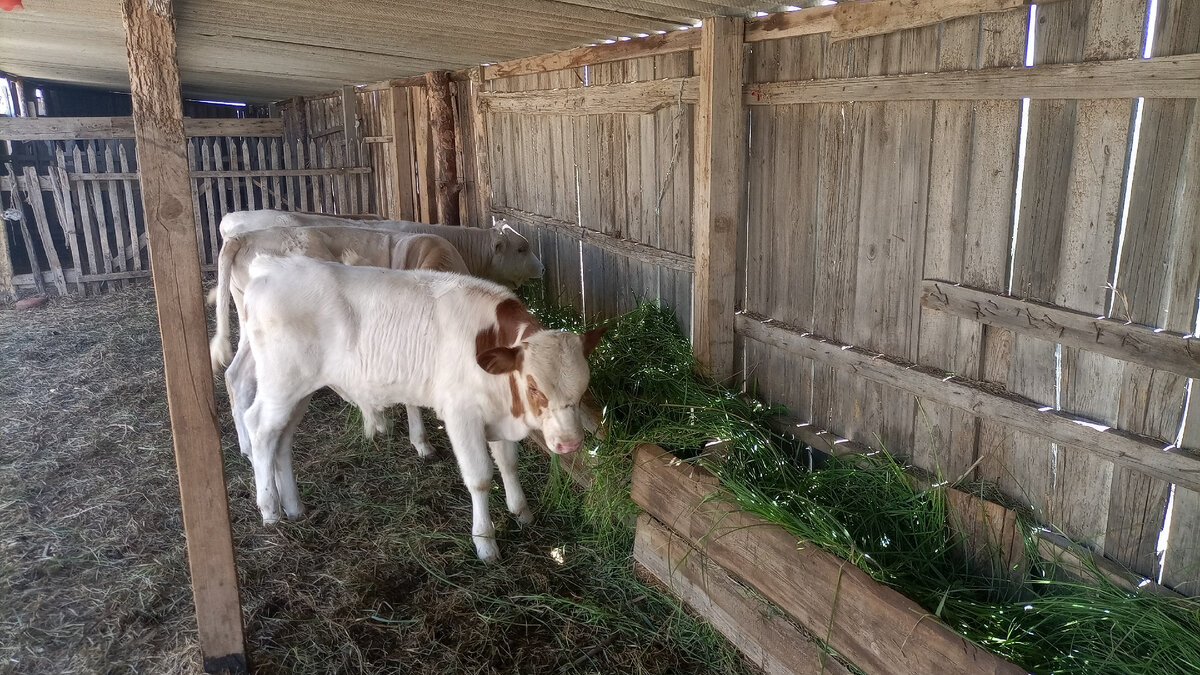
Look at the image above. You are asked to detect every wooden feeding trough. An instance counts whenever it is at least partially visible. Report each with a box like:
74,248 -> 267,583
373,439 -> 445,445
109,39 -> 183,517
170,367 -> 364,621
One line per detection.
629,445 -> 1025,675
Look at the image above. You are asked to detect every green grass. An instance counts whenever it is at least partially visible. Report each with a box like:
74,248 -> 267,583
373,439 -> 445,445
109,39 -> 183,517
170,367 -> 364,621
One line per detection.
520,283 -> 1200,675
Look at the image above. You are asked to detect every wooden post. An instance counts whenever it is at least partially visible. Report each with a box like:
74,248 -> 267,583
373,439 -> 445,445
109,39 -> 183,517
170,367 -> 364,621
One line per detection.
468,67 -> 493,226
0,190 -> 14,300
425,70 -> 461,226
119,1 -> 246,673
691,16 -> 745,381
340,85 -> 359,159
412,87 -> 436,223
11,76 -> 29,118
388,86 -> 416,220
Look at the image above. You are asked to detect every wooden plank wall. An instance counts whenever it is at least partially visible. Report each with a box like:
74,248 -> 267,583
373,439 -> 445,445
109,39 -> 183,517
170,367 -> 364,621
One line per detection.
735,0 -> 1200,593
484,51 -> 696,330
462,0 -> 1199,594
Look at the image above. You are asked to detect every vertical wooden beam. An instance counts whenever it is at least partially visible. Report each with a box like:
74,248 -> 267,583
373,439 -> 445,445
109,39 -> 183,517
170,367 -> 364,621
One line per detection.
340,84 -> 359,158
691,16 -> 745,381
11,76 -> 29,118
468,67 -> 493,226
412,87 -> 437,223
120,1 -> 246,673
425,70 -> 461,226
388,86 -> 416,220
0,189 -> 15,300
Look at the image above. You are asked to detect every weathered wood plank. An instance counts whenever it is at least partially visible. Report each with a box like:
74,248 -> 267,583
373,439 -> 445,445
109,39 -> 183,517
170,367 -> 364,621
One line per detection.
240,140 -> 257,211
187,142 -> 205,265
19,167 -> 68,296
117,145 -> 143,274
0,116 -> 283,140
412,87 -> 436,223
481,77 -> 699,116
227,139 -> 245,212
745,0 -> 1068,43
71,145 -> 102,295
922,281 -> 1200,379
915,14 -> 988,477
1131,0 -> 1200,596
744,54 -> 1198,104
426,71 -> 460,226
120,0 -> 245,671
635,515 -> 854,675
467,70 -> 493,224
0,197 -> 13,298
46,156 -> 86,295
84,143 -> 116,290
200,140 -> 218,265
3,166 -> 46,297
691,17 -> 743,382
809,37 -> 867,451
483,29 -> 699,80
631,446 -> 1026,675
736,311 -> 1200,494
494,206 -> 692,273
101,145 -> 130,288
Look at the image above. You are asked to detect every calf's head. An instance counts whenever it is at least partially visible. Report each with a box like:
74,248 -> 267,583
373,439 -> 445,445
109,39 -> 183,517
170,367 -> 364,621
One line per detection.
488,219 -> 544,288
476,303 -> 603,454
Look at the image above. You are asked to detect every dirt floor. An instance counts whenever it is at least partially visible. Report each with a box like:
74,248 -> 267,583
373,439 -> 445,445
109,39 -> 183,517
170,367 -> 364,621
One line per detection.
0,285 -> 750,674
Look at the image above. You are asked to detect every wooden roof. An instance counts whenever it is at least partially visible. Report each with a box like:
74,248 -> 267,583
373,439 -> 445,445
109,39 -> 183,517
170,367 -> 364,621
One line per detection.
0,0 -> 789,103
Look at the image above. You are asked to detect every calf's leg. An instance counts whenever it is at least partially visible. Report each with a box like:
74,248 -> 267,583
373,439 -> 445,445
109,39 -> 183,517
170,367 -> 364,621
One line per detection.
444,413 -> 499,561
226,345 -> 257,458
407,405 -> 436,458
273,393 -> 312,520
489,440 -> 532,524
245,393 -> 307,525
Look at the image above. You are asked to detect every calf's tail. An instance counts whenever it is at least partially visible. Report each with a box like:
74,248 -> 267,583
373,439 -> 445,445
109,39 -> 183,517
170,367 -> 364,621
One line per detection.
210,235 -> 245,374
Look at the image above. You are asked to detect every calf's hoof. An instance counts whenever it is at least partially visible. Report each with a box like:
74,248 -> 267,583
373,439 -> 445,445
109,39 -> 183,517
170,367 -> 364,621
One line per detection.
515,507 -> 535,526
261,512 -> 281,526
284,505 -> 307,521
474,536 -> 500,562
413,439 -> 439,460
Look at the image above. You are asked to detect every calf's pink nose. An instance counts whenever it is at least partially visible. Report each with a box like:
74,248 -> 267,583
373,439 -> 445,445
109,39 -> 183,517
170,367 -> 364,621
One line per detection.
555,439 -> 582,454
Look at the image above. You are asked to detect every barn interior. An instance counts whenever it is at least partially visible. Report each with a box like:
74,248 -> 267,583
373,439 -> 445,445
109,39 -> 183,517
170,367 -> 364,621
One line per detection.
3,1 -> 1200,673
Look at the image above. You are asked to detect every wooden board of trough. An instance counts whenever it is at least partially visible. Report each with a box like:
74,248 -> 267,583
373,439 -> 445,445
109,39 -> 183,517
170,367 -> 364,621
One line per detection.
636,514 -> 855,675
630,446 -> 1026,675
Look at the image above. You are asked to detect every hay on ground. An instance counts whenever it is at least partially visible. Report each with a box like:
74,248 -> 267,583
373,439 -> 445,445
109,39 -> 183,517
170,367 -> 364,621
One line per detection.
0,283 -> 750,675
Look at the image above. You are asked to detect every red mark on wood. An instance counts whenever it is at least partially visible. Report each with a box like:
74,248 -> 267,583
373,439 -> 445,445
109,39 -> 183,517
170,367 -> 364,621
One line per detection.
1,0 -> 23,11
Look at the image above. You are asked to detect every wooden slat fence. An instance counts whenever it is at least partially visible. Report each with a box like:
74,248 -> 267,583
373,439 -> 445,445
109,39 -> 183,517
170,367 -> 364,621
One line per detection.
446,0 -> 1200,597
1,120 -> 375,297
480,50 -> 696,333
279,84 -> 433,224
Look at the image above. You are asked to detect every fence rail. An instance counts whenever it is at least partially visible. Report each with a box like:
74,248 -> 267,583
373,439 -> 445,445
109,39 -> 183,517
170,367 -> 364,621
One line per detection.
0,129 -> 374,297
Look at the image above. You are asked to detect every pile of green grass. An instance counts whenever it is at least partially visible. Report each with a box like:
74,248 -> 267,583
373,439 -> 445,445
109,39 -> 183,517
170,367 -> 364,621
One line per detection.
523,288 -> 1200,675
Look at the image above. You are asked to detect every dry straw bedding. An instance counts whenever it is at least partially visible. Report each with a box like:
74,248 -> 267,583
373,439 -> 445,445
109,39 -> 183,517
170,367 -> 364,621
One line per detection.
0,285 -> 748,675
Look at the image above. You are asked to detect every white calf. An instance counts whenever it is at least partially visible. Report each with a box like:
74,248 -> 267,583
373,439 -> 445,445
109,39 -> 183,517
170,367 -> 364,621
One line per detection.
218,209 -> 544,289
216,228 -> 468,459
236,257 -> 603,561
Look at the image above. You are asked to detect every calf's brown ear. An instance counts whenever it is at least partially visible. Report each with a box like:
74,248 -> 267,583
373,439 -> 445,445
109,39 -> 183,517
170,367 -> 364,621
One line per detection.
477,346 -> 522,374
581,327 -> 607,357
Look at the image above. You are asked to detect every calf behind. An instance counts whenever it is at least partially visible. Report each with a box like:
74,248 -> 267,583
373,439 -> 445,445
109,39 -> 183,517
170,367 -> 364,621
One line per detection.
219,209 -> 543,289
